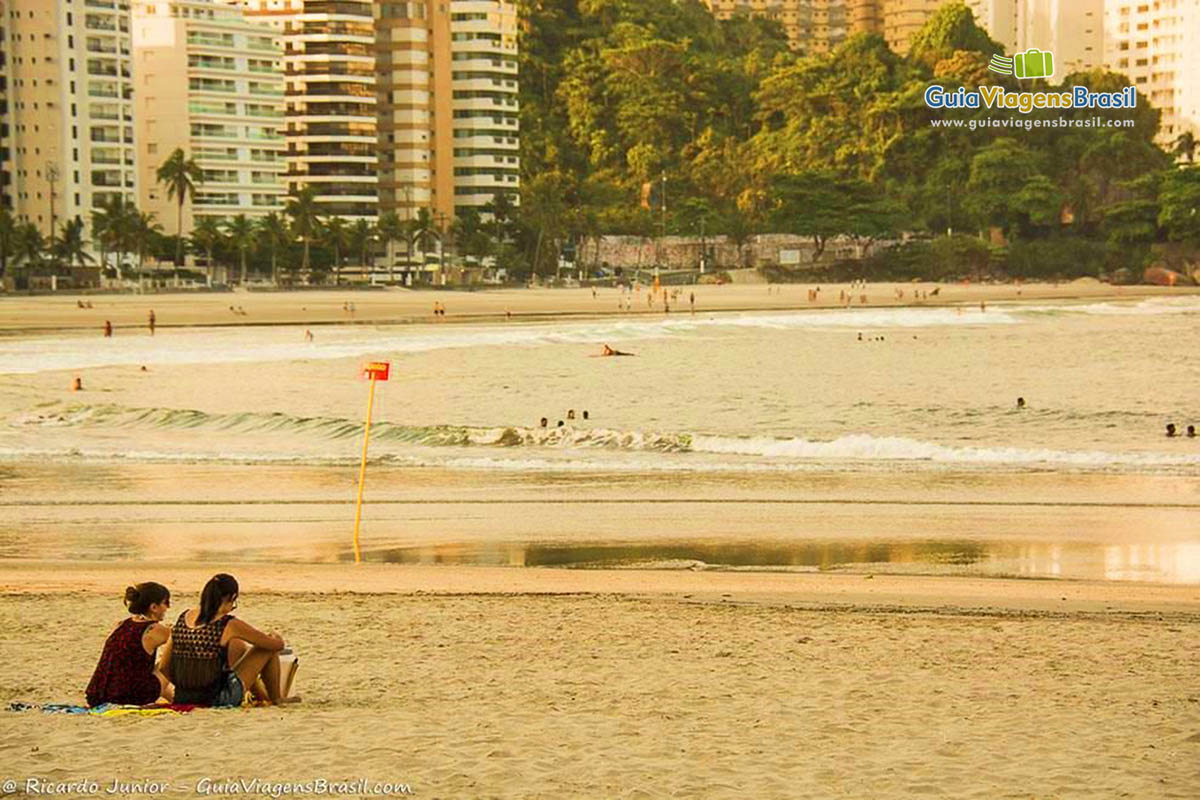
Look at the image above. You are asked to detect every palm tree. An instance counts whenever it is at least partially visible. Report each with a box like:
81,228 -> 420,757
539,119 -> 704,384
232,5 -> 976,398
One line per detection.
349,219 -> 376,279
131,211 -> 162,285
408,208 -> 438,274
1172,131 -> 1197,164
256,211 -> 290,285
376,211 -> 403,282
285,186 -> 320,278
91,195 -> 135,279
0,208 -> 16,280
156,148 -> 204,268
224,214 -> 256,285
190,216 -> 224,284
14,221 -> 45,276
320,216 -> 350,285
56,217 -> 95,270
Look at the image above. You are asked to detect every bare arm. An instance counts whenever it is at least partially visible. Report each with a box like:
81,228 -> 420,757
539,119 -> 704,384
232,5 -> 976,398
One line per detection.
224,618 -> 285,652
142,622 -> 170,656
157,635 -> 173,682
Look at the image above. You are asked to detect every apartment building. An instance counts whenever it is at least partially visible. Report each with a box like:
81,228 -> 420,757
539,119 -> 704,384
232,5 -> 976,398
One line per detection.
4,0 -> 137,238
132,0 -> 286,237
0,0 -> 11,210
966,0 -> 1103,73
1104,0 -> 1199,146
240,0 -> 378,222
881,0 -> 945,54
703,0 -> 861,54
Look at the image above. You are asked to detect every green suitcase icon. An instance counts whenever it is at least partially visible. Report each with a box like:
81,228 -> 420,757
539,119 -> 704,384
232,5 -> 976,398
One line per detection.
1014,48 -> 1053,79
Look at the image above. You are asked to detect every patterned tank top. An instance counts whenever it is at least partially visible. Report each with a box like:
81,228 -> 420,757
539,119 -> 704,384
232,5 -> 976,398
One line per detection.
171,611 -> 233,694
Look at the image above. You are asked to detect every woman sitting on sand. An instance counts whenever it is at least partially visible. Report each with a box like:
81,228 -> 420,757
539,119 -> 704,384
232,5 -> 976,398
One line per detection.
162,573 -> 296,706
86,582 -> 174,707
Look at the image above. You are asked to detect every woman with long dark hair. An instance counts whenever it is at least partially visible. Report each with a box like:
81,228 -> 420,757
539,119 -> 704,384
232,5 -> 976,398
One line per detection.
161,573 -> 296,706
86,582 -> 173,707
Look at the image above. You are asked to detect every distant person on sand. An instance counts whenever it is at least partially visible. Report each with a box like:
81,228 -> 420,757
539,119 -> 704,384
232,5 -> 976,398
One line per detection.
104,320 -> 112,338
689,292 -> 695,314
86,581 -> 173,707
148,310 -> 156,336
1166,423 -> 1177,437
163,573 -> 297,707
304,329 -> 314,342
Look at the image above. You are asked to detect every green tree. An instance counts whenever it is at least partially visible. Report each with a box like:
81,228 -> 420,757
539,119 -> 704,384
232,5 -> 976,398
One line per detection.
285,186 -> 320,277
190,216 -> 224,283
54,217 -> 95,278
408,208 -> 439,273
0,208 -> 15,280
376,211 -> 405,279
130,211 -> 161,279
349,219 -> 377,276
224,214 -> 256,285
156,148 -> 204,268
320,216 -> 350,285
1158,166 -> 1200,246
14,221 -> 45,273
256,212 -> 291,285
1172,131 -> 1197,165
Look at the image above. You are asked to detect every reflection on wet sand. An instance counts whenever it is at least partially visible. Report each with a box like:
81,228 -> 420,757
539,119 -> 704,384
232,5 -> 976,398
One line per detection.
365,539 -> 1200,583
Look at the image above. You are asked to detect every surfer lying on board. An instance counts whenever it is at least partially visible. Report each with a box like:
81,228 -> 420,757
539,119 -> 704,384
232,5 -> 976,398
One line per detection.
600,344 -> 634,357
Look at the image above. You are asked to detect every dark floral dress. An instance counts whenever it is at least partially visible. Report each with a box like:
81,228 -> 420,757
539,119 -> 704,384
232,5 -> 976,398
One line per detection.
86,619 -> 161,707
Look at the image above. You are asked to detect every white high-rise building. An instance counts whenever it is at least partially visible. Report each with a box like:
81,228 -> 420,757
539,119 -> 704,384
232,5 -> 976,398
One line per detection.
4,0 -> 138,238
966,0 -> 1103,74
1104,0 -> 1199,145
132,0 -> 286,237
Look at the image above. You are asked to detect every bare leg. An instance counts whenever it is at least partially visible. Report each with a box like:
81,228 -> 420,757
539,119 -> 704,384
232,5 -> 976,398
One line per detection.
155,670 -> 174,704
233,646 -> 286,704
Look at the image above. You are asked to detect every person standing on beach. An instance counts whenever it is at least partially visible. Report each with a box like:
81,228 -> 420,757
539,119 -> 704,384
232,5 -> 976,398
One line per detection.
104,320 -> 112,338
148,310 -> 156,336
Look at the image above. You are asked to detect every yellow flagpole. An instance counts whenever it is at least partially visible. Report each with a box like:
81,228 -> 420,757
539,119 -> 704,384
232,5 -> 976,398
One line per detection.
352,375 -> 377,564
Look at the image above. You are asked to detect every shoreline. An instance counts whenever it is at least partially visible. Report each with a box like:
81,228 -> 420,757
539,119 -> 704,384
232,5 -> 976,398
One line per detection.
1,281 -> 1197,334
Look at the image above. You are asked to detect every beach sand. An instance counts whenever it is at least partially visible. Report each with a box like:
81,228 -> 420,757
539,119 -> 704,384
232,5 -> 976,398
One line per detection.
2,284 -> 1199,798
1,566 -> 1199,799
2,281 -> 1197,333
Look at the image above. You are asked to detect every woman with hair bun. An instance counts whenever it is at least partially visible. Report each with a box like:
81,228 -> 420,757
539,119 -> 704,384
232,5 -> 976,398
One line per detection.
85,582 -> 173,707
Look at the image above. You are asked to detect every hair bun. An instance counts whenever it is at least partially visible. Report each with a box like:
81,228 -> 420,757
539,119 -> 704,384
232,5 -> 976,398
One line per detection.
123,585 -> 140,608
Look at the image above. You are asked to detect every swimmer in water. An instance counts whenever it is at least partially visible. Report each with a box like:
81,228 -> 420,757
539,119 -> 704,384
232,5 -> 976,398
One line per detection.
539,417 -> 548,428
600,344 -> 633,357
1016,397 -> 1026,409
1166,423 -> 1177,437
1187,424 -> 1196,438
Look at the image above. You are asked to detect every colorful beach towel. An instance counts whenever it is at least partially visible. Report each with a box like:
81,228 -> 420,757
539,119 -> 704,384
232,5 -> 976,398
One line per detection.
8,701 -> 197,716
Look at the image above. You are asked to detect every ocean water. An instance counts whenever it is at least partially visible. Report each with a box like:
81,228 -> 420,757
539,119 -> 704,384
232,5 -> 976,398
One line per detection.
1,297 -> 1198,579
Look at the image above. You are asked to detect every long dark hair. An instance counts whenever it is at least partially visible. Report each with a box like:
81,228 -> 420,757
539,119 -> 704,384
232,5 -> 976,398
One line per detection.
196,573 -> 239,625
124,582 -> 170,615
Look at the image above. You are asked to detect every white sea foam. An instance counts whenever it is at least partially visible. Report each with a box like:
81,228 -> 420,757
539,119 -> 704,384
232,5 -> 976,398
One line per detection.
0,305 -> 1017,375
691,433 -> 1200,468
